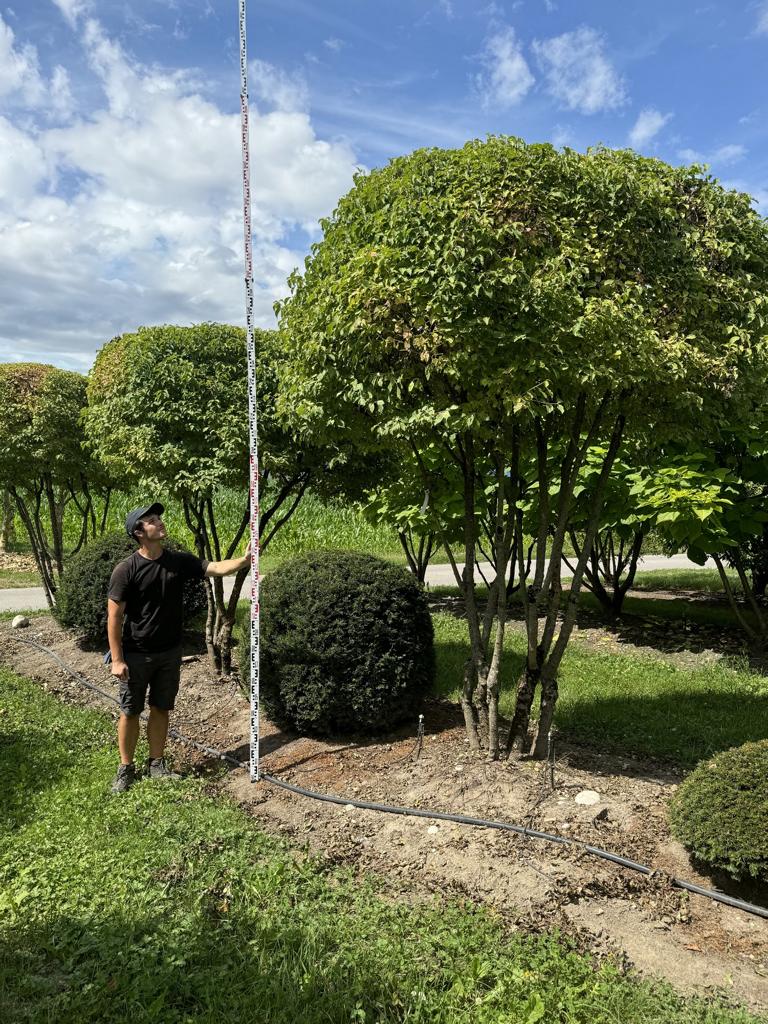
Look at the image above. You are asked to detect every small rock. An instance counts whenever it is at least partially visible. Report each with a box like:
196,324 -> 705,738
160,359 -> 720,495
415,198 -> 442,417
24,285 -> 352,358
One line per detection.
575,789 -> 601,806
11,615 -> 30,629
427,825 -> 439,835
344,804 -> 356,812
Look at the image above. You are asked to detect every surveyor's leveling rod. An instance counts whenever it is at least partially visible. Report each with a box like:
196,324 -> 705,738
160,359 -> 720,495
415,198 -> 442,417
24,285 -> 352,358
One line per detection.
238,0 -> 260,782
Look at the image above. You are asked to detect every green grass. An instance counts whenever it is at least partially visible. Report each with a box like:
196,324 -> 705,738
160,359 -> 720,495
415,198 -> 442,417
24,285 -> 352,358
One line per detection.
1,667 -> 762,1024
0,608 -> 45,622
631,569 -> 739,595
0,569 -> 40,588
432,583 -> 752,634
432,614 -> 768,767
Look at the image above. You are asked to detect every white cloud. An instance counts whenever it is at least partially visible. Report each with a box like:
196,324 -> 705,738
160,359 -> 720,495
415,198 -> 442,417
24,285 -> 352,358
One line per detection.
50,65 -> 75,120
0,14 -> 44,104
323,37 -> 344,52
678,143 -> 747,165
0,18 -> 360,367
628,107 -> 672,148
475,26 -> 535,109
756,2 -> 768,34
533,26 -> 626,114
251,60 -> 308,113
0,116 -> 47,199
51,0 -> 90,29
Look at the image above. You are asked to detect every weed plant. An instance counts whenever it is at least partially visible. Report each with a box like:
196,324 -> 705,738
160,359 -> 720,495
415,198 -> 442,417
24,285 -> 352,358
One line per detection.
0,667 -> 761,1024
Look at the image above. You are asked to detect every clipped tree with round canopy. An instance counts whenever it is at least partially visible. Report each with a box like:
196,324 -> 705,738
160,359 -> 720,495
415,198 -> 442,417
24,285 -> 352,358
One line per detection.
0,363 -> 114,608
85,323 -> 327,676
277,137 -> 768,759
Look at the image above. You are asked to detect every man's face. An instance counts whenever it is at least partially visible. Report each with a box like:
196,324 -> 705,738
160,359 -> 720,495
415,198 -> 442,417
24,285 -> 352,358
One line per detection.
136,513 -> 166,542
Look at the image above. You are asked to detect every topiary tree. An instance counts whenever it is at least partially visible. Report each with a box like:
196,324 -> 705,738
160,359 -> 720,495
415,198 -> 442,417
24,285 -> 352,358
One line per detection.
0,363 -> 114,608
84,323 -> 333,677
240,551 -> 435,735
669,740 -> 768,882
55,532 -> 206,644
278,138 -> 768,759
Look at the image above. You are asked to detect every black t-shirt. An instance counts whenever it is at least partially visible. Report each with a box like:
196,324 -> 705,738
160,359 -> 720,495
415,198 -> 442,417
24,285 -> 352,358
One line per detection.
108,549 -> 209,654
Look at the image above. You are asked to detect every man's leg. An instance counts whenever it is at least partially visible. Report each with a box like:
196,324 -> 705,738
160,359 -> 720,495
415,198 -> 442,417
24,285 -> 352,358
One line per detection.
112,659 -> 148,793
147,706 -> 170,759
118,713 -> 141,764
145,647 -> 182,780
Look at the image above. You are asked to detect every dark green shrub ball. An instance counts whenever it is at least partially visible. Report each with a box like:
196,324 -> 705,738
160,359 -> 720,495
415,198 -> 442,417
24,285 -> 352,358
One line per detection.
669,740 -> 768,882
55,532 -> 206,643
245,551 -> 435,736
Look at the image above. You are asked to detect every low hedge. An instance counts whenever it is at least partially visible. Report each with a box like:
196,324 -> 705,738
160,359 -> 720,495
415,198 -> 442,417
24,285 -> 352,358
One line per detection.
55,532 -> 206,643
240,550 -> 435,736
669,739 -> 768,882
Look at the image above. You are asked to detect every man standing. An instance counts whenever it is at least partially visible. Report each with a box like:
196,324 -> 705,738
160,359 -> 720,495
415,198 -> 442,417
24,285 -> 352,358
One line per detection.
107,502 -> 250,793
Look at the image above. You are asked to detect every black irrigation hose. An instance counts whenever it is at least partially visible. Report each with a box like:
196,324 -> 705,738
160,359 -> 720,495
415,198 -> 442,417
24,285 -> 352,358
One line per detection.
7,633 -> 768,922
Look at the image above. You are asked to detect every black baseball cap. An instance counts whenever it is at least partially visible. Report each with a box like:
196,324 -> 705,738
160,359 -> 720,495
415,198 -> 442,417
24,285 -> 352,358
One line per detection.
125,502 -> 165,538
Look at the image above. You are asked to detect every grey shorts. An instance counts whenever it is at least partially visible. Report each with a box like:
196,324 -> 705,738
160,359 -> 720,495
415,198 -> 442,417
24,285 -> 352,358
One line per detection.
119,646 -> 182,716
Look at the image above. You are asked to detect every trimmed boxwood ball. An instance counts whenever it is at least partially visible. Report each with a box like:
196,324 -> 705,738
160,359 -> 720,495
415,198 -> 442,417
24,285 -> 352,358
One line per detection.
669,740 -> 768,882
245,551 -> 435,736
55,532 -> 206,643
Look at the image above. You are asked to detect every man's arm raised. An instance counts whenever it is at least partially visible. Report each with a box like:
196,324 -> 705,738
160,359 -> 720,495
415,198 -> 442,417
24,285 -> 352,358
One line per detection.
205,541 -> 252,579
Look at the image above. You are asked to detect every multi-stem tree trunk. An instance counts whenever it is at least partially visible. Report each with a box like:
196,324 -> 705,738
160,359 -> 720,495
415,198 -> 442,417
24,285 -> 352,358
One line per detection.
506,401 -> 627,759
564,526 -> 645,616
183,471 -> 311,677
398,528 -> 435,584
436,432 -> 517,759
713,552 -> 768,643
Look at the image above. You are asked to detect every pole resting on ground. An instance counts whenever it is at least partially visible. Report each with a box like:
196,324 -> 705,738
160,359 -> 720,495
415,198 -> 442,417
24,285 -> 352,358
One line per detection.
238,0 -> 260,782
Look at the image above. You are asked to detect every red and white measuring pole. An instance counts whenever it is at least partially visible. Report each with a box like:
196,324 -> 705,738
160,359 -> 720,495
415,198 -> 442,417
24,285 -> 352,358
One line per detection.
238,0 -> 260,782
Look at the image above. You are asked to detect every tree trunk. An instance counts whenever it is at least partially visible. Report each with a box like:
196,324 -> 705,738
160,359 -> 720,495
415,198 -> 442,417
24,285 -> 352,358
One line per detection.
505,664 -> 539,755
460,657 -> 481,751
0,491 -> 14,551
532,668 -> 558,759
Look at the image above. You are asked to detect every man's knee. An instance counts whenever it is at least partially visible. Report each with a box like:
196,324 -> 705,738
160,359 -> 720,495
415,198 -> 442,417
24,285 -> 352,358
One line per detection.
148,705 -> 170,717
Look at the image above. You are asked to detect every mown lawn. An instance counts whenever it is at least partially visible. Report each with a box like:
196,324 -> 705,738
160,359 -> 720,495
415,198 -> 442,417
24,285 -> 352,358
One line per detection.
630,568 -> 738,595
0,666 -> 762,1024
432,614 -> 768,767
0,568 -> 41,589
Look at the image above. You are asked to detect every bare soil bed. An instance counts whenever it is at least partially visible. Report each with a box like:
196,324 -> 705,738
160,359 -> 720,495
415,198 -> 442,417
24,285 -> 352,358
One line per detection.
2,613 -> 767,1014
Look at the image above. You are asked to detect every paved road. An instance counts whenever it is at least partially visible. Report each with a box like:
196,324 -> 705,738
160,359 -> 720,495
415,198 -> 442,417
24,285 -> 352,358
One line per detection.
0,553 -> 713,614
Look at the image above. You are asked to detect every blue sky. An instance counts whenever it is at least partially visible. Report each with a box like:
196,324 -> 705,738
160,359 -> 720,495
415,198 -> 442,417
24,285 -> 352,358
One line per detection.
1,0 -> 766,369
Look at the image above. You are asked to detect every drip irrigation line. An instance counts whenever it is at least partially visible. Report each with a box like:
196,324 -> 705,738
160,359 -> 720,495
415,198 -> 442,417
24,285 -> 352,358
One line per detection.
6,632 -> 768,922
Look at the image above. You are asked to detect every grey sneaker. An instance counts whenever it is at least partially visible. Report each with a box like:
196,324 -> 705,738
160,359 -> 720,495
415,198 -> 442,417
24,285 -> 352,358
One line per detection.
146,757 -> 182,781
111,763 -> 137,794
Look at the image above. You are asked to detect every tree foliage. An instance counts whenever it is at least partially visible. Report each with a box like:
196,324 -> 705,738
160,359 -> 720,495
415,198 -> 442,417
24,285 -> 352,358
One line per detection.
277,138 -> 768,758
85,323 -> 320,675
0,363 -> 112,607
